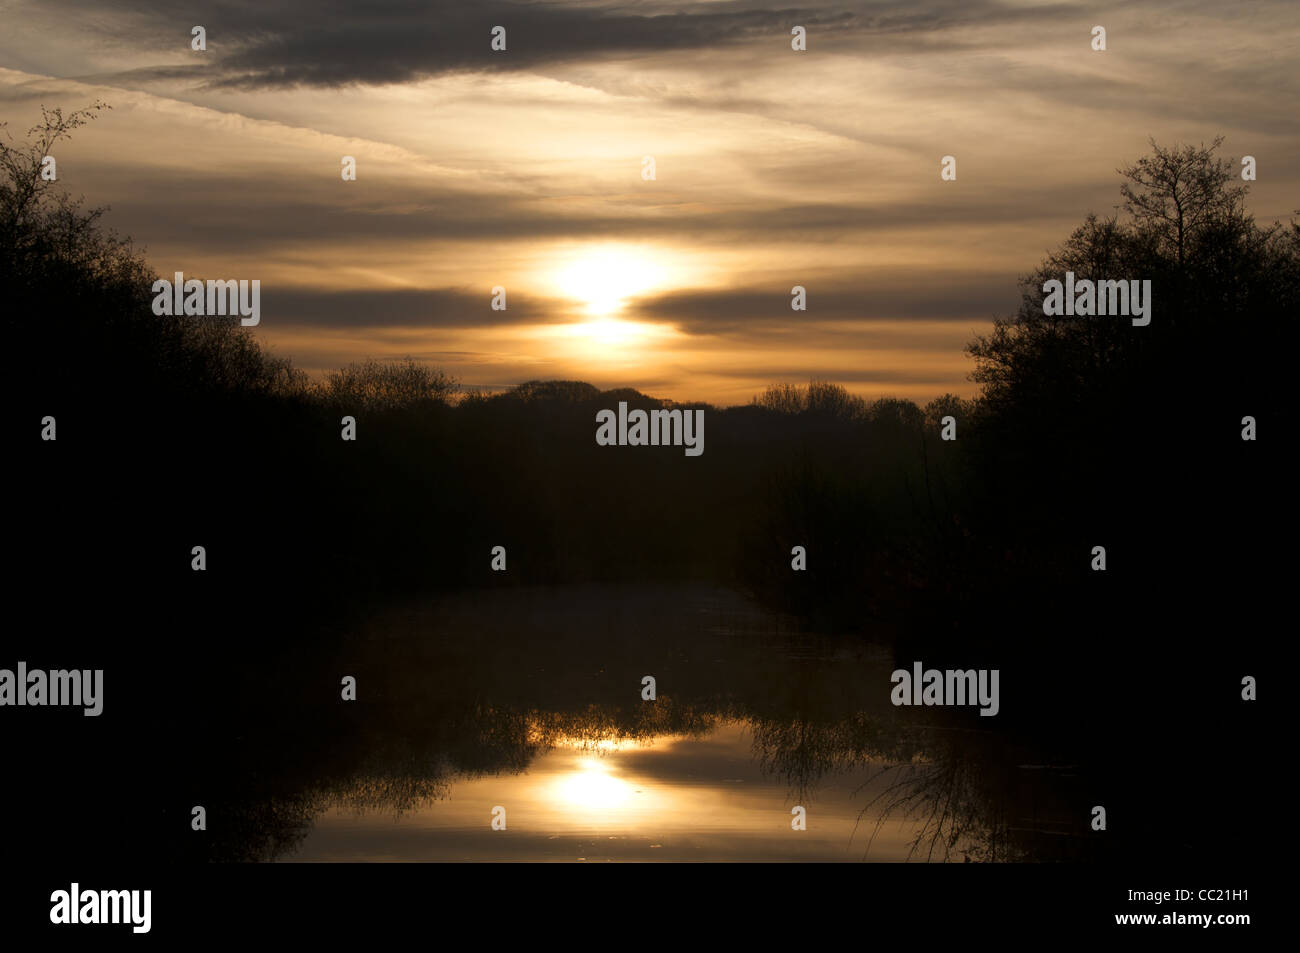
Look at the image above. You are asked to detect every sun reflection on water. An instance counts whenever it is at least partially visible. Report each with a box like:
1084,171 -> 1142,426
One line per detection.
552,757 -> 636,810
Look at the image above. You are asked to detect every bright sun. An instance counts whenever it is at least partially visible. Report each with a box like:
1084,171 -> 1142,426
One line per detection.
537,245 -> 687,357
554,247 -> 662,318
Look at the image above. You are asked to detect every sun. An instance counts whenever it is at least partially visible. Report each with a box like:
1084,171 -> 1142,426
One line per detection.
553,247 -> 663,317
533,244 -> 689,357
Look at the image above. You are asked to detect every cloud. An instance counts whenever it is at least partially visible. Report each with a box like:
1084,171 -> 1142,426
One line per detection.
103,183 -> 1081,254
4,0 -> 1297,406
265,287 -> 551,328
627,270 -> 1021,331
25,0 -> 1092,90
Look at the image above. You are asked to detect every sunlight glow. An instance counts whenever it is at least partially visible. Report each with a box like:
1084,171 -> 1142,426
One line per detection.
553,247 -> 665,317
552,758 -> 634,810
529,315 -> 682,363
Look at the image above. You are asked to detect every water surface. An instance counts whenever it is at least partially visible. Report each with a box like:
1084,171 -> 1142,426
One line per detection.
214,585 -> 1082,862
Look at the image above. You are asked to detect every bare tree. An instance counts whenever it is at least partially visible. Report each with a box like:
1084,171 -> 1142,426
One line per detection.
1,103 -> 106,213
321,357 -> 460,410
1117,136 -> 1250,269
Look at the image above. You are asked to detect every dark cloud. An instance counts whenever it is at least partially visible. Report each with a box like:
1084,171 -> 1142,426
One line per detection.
46,0 -> 1087,90
627,270 -> 1021,330
95,163 -> 1084,254
264,287 -> 551,329
255,273 -> 1010,338
720,363 -> 969,385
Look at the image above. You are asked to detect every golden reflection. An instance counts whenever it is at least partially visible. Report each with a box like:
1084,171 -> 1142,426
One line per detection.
552,757 -> 635,810
547,734 -> 659,753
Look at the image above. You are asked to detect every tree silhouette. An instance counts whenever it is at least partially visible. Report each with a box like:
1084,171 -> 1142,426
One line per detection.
1118,136 -> 1249,270
964,137 -> 1295,550
321,357 -> 459,411
969,137 -> 1296,413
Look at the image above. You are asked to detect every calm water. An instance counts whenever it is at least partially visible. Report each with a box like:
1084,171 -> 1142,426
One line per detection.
291,720 -> 922,861
218,585 -> 1083,862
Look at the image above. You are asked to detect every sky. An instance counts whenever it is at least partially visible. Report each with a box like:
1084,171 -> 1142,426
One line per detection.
2,0 -> 1297,406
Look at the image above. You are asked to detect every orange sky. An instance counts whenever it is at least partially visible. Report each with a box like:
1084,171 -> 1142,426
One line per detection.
2,0 -> 1297,405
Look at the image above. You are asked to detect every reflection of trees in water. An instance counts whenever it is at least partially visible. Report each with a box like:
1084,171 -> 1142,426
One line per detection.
748,712 -> 927,800
859,748 -> 1019,863
207,760 -> 457,862
193,587 -> 1068,864
212,698 -> 729,861
747,714 -> 1020,862
210,700 -> 1049,863
201,689 -> 1074,863
528,700 -> 725,751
